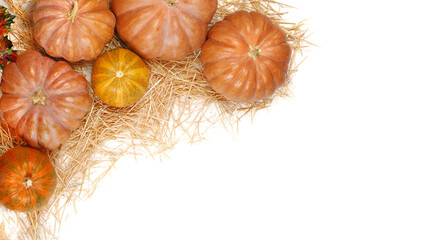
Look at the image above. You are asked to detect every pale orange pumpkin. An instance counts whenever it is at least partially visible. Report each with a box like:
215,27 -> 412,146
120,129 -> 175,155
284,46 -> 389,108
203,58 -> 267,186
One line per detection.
111,0 -> 218,60
33,0 -> 116,62
201,11 -> 292,103
0,50 -> 92,150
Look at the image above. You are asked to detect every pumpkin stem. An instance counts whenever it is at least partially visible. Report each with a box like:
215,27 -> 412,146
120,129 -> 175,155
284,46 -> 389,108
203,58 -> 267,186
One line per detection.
116,70 -> 124,78
22,177 -> 33,189
67,1 -> 79,22
164,0 -> 178,7
248,46 -> 262,59
31,89 -> 47,105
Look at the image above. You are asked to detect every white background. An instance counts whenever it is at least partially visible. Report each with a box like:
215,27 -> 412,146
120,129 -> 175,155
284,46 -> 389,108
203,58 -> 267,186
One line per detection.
5,0 -> 421,239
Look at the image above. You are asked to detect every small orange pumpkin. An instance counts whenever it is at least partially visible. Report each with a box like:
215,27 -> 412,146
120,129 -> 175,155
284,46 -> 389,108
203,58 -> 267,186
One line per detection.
33,0 -> 116,62
91,48 -> 150,108
201,11 -> 292,103
0,146 -> 57,212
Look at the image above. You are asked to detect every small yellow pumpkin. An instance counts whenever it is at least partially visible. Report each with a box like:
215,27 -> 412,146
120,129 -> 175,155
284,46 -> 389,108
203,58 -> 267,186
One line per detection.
91,48 -> 150,107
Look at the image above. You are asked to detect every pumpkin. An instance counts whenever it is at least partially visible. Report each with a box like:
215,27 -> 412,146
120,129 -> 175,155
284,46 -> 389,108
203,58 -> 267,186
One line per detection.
0,50 -> 92,150
33,0 -> 116,62
201,11 -> 292,103
111,0 -> 218,60
91,48 -> 150,107
0,146 -> 57,212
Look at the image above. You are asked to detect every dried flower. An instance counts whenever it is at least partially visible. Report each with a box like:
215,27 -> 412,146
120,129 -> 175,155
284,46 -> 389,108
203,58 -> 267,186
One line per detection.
0,5 -> 17,69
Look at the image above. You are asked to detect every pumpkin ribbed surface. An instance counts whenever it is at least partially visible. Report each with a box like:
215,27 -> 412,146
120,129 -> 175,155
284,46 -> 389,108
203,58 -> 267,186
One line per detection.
92,48 -> 150,108
33,0 -> 116,62
111,0 -> 217,60
201,11 -> 292,103
0,50 -> 92,150
0,147 -> 57,212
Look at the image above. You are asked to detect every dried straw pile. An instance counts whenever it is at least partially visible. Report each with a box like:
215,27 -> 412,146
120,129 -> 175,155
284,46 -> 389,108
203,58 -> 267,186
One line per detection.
0,0 -> 308,239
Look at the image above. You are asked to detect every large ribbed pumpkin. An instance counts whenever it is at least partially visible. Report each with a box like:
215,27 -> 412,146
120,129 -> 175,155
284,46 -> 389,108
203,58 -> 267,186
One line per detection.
0,50 -> 92,150
33,0 -> 116,62
92,48 -> 150,108
201,11 -> 292,103
111,0 -> 218,60
0,147 -> 57,212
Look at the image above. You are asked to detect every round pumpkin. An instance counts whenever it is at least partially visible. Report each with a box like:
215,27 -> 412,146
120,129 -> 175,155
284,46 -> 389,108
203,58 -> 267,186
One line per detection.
0,146 -> 57,212
0,50 -> 92,150
201,11 -> 292,103
111,0 -> 218,60
33,0 -> 116,62
91,48 -> 150,108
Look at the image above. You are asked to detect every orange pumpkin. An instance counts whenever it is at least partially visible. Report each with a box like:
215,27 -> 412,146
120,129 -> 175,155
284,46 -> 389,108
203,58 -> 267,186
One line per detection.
33,0 -> 116,62
201,11 -> 292,103
0,50 -> 92,150
0,146 -> 57,212
91,48 -> 150,107
111,0 -> 218,60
